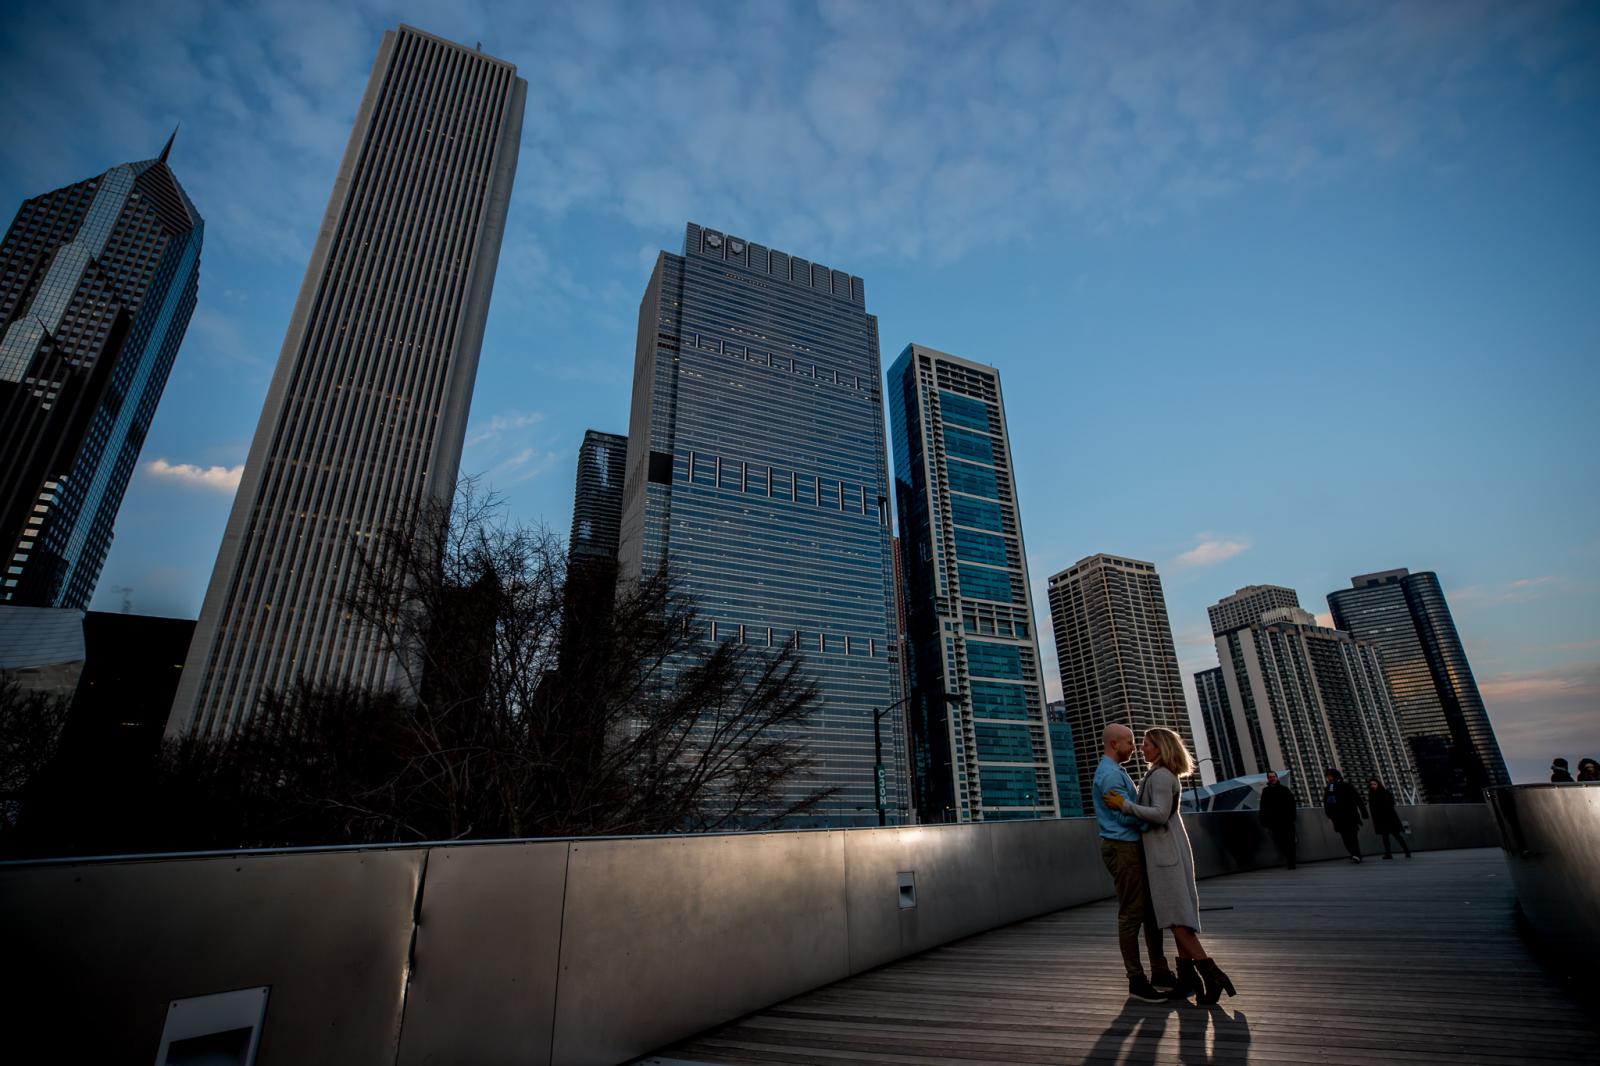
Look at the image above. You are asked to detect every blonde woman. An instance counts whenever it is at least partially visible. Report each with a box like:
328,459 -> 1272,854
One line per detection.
1105,727 -> 1237,1004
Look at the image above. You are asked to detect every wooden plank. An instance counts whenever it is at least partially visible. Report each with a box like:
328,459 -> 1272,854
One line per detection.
654,848 -> 1597,1065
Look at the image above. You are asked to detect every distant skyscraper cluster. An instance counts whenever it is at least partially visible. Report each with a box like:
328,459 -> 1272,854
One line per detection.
0,137 -> 202,610
0,20 -> 1509,828
1192,571 -> 1506,808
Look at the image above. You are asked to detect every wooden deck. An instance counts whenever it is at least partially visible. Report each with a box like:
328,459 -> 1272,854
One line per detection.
647,848 -> 1596,1065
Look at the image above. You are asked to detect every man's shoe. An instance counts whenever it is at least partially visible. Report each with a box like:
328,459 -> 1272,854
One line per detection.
1150,967 -> 1180,991
1128,974 -> 1167,1003
1382,853 -> 1393,860
1350,854 -> 1362,863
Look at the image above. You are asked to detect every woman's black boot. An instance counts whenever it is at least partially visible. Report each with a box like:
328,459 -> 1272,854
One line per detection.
1173,957 -> 1200,1001
1195,957 -> 1236,1004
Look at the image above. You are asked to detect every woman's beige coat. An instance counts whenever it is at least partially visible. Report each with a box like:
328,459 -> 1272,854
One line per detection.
1124,766 -> 1202,931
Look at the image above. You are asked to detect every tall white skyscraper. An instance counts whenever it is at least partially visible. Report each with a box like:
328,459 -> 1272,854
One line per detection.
169,26 -> 525,738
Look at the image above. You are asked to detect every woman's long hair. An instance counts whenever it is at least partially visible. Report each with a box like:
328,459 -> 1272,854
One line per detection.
1144,727 -> 1196,777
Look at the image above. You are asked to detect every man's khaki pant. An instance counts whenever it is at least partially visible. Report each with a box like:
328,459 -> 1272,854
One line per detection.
1100,838 -> 1165,977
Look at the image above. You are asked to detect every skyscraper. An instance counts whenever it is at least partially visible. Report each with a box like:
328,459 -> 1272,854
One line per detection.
889,344 -> 1058,822
1046,701 -> 1085,817
0,138 -> 202,609
1328,569 -> 1509,802
1211,602 -> 1416,806
569,429 -> 627,564
1193,666 -> 1242,781
1047,554 -> 1193,813
1207,584 -> 1301,637
168,27 -> 525,739
617,223 -> 903,827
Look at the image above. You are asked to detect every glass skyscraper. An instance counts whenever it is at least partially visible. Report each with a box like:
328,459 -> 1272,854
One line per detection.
888,344 -> 1058,823
1046,701 -> 1085,817
1193,666 -> 1243,782
569,429 -> 627,564
1328,569 -> 1509,802
617,223 -> 903,827
168,27 -> 525,739
0,137 -> 202,609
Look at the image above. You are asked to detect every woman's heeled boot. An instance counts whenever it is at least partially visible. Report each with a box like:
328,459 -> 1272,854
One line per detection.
1195,957 -> 1236,1004
1173,957 -> 1200,1001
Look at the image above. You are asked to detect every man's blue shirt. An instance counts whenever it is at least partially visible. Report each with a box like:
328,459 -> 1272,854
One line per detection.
1094,755 -> 1145,841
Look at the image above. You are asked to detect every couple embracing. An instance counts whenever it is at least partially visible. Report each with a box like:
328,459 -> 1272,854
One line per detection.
1094,722 -> 1236,1005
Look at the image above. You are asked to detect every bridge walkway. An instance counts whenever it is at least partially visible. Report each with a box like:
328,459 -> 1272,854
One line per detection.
652,848 -> 1595,1065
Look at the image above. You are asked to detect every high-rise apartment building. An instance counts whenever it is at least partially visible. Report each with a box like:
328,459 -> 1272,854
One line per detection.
889,345 -> 1057,823
1328,569 -> 1509,802
569,430 -> 627,564
617,223 -> 903,827
1193,666 -> 1242,781
0,139 -> 202,609
1047,554 -> 1193,814
1207,584 -> 1301,637
1213,601 -> 1416,806
168,27 -> 525,739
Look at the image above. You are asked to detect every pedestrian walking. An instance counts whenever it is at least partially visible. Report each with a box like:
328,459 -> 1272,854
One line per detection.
1366,779 -> 1410,859
1094,723 -> 1178,1002
1259,770 -> 1297,869
1107,727 -> 1237,1005
1577,757 -> 1599,782
1551,758 -> 1575,783
1323,768 -> 1367,862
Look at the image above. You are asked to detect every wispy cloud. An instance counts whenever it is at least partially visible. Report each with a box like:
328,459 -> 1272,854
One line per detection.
465,410 -> 546,449
145,458 -> 243,492
1451,575 -> 1567,606
490,447 -> 563,484
1480,661 -> 1600,782
1172,535 -> 1249,570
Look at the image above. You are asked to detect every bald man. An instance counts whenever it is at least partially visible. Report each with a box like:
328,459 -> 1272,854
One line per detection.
1095,722 -> 1175,1001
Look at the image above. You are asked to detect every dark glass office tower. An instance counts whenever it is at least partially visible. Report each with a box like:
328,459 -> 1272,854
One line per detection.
617,223 -> 903,827
169,27 -> 525,740
1328,569 -> 1509,802
1194,666 -> 1242,781
1046,702 -> 1085,817
889,344 -> 1058,823
0,138 -> 202,608
569,430 -> 627,563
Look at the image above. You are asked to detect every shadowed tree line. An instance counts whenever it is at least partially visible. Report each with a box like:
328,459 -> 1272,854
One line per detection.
2,484 -> 832,857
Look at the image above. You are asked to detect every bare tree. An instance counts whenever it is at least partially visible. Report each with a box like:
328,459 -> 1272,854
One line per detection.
147,481 -> 834,849
0,672 -> 70,838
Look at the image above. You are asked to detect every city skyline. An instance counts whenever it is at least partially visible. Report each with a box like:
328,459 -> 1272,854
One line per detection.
2,3 -> 1594,782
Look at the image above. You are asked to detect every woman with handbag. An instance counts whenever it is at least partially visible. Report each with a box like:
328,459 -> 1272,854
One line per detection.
1105,727 -> 1237,1005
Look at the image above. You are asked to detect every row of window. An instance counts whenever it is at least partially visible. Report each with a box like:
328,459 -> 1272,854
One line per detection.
683,451 -> 886,523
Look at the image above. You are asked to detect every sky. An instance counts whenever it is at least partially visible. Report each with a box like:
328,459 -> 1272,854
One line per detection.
2,0 -> 1596,785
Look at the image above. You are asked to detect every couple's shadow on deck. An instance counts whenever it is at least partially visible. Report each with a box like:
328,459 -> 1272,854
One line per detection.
1086,998 -> 1251,1065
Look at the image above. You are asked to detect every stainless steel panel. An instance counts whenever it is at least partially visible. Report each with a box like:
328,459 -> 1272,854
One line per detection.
1488,784 -> 1600,955
987,817 -> 1106,925
396,841 -> 571,1066
550,830 -> 850,1066
0,848 -> 422,1065
843,823 -> 1001,974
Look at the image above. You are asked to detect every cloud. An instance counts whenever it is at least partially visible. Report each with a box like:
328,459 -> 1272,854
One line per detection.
465,410 -> 546,449
1314,612 -> 1335,628
1451,575 -> 1567,607
490,447 -> 563,484
1172,536 -> 1249,569
1480,661 -> 1600,782
145,458 -> 243,492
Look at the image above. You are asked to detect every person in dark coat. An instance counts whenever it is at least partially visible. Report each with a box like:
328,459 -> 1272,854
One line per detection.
1258,770 -> 1297,869
1323,768 -> 1367,862
1366,779 -> 1410,859
1577,758 -> 1599,782
1551,758 -> 1575,783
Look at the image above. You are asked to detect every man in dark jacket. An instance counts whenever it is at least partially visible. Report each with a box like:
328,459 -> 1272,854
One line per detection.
1366,779 -> 1410,859
1324,768 -> 1367,863
1551,758 -> 1575,783
1259,770 -> 1297,869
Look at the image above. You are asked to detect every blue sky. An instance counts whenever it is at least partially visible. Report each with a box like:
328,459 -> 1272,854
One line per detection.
3,1 -> 1596,784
